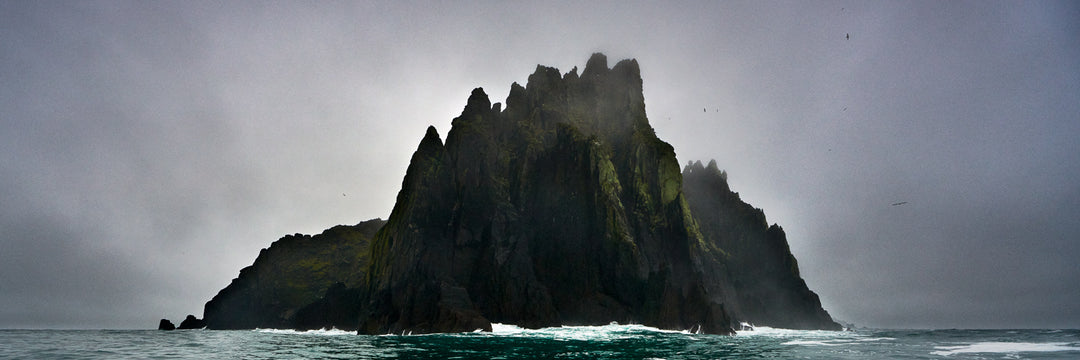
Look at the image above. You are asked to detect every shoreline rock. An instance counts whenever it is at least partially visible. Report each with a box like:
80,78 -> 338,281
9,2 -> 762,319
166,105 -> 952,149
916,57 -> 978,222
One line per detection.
177,315 -> 206,329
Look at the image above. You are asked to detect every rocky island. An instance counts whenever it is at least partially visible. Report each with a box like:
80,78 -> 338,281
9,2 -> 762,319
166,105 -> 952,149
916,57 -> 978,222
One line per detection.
170,54 -> 840,335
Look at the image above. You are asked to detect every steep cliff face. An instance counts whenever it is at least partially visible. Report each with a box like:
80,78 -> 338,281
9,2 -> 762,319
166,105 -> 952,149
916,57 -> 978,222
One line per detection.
682,160 -> 840,330
203,219 -> 385,330
196,53 -> 840,334
359,54 -> 739,335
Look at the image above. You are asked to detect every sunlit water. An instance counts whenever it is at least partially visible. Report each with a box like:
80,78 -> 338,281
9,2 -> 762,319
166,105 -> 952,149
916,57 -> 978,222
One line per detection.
1,324 -> 1078,359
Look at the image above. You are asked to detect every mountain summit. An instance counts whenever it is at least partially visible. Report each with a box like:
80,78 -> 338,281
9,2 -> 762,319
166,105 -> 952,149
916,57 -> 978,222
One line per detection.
196,53 -> 840,334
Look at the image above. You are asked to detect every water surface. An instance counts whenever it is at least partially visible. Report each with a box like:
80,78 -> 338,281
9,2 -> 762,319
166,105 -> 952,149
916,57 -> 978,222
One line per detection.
2,324 -> 1078,359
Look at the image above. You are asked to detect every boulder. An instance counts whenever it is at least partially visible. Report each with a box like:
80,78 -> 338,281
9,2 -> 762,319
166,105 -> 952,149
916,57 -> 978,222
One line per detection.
177,314 -> 206,329
157,318 -> 175,330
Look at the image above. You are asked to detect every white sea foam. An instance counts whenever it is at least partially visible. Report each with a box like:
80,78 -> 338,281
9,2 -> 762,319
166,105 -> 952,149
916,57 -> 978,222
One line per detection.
857,337 -> 896,342
486,322 -> 691,341
736,326 -> 849,338
489,323 -> 527,334
931,341 -> 1080,356
781,339 -> 843,346
759,326 -> 890,348
735,326 -> 793,336
253,327 -> 353,336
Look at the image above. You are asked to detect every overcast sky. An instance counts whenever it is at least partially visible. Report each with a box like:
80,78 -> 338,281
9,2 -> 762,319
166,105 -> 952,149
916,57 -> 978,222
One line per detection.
2,1 -> 1077,330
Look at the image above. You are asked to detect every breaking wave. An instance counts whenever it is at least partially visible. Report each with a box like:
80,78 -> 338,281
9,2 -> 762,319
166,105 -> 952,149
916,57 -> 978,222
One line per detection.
485,322 -> 691,340
253,327 -> 354,336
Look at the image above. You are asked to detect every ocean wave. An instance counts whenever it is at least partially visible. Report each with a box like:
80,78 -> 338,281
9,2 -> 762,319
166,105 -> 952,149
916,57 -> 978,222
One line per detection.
7,328 -> 1077,359
781,339 -> 844,346
756,326 -> 892,348
931,341 -> 1080,356
252,328 -> 354,336
735,326 -> 846,337
780,337 -> 893,347
482,322 -> 693,341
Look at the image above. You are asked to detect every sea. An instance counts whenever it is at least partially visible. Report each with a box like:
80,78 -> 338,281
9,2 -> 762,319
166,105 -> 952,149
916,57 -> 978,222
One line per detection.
2,323 -> 1078,359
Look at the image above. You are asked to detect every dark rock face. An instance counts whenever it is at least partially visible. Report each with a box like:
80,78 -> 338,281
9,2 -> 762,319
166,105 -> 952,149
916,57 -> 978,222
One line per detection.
196,53 -> 839,334
158,318 -> 176,330
360,53 -> 741,334
682,160 -> 841,330
202,219 -> 385,330
292,282 -> 364,331
177,315 -> 206,329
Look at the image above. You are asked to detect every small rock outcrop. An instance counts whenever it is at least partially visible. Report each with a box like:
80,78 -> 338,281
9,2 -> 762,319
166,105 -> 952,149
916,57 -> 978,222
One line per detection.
157,319 -> 176,330
177,315 -> 206,329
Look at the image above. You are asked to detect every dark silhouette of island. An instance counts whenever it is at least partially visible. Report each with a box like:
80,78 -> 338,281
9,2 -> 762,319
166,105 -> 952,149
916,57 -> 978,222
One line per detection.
176,54 -> 840,335
158,314 -> 206,330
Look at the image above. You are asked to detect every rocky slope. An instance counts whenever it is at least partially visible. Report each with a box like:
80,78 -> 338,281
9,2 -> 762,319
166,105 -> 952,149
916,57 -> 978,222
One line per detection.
682,160 -> 839,330
197,53 -> 839,334
202,219 -> 385,330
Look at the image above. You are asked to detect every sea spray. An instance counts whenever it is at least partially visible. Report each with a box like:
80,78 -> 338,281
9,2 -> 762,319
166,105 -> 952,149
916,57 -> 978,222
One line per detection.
2,327 -> 1079,359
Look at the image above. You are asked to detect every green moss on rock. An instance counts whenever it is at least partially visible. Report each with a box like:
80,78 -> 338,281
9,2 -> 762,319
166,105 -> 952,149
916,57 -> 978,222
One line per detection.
202,219 -> 385,330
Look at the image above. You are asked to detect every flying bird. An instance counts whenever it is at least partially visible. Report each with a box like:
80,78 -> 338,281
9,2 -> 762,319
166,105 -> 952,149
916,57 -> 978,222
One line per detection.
891,201 -> 908,206
846,33 -> 850,40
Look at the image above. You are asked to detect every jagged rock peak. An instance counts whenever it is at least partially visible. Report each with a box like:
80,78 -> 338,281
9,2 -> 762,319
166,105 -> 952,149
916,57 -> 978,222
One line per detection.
417,125 -> 445,153
684,160 -> 705,174
505,53 -> 649,145
706,159 -> 720,172
612,58 -> 641,80
582,52 -> 608,77
684,159 -> 728,182
705,160 -> 727,181
577,52 -> 640,80
523,53 -> 641,85
565,66 -> 579,80
463,87 -> 492,116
